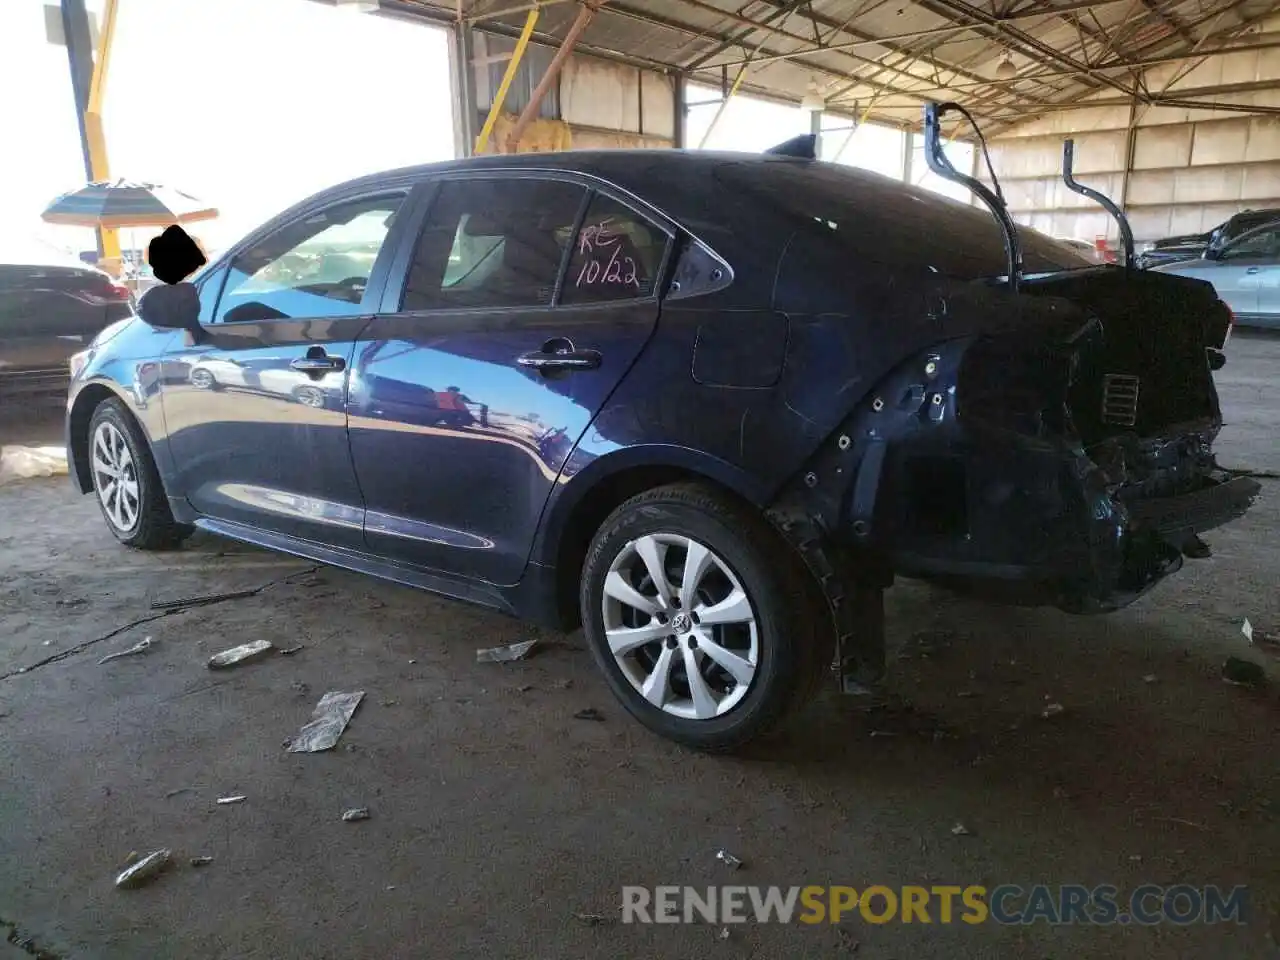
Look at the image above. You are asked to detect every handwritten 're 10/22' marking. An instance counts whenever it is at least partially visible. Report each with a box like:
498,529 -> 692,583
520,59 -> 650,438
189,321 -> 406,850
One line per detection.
575,218 -> 641,290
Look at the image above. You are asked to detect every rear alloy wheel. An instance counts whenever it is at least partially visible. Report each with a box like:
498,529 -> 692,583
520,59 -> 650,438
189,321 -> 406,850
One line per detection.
88,399 -> 192,550
581,483 -> 830,752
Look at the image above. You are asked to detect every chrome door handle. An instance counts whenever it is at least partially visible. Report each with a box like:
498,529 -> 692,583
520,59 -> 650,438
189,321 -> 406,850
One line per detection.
518,350 -> 601,372
290,355 -> 345,373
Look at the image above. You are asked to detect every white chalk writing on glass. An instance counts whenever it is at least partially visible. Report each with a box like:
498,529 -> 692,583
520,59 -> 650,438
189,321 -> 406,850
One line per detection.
574,217 -> 639,289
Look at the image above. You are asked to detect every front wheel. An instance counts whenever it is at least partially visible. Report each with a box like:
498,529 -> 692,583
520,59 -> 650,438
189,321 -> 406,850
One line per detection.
88,399 -> 192,550
580,483 -> 831,752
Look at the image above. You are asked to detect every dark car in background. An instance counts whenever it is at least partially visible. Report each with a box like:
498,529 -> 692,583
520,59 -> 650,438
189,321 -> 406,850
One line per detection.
1,241 -> 132,400
1138,208 -> 1280,269
62,148 -> 1254,751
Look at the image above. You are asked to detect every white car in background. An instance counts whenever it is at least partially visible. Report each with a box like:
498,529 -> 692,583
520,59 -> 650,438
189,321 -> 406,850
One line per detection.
1152,219 -> 1280,329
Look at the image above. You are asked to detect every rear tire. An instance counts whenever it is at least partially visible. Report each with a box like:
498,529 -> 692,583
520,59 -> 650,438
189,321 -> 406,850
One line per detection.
88,398 -> 192,550
580,482 -> 831,752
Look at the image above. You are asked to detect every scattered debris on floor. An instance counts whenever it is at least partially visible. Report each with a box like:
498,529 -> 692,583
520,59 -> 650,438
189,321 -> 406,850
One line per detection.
1242,618 -> 1254,643
114,849 -> 171,889
151,587 -> 261,612
279,645 -> 305,656
869,730 -> 898,738
718,927 -> 731,940
207,639 -> 274,669
341,807 -> 371,822
97,636 -> 154,665
1222,657 -> 1265,687
163,788 -> 191,799
1042,702 -> 1066,719
287,691 -> 365,753
553,678 -> 574,690
216,795 -> 247,805
573,708 -> 605,722
1143,674 -> 1158,684
951,822 -> 972,836
476,639 -> 537,663
1243,618 -> 1280,655
715,849 -> 743,870
836,927 -> 861,952
190,856 -> 214,867
0,444 -> 67,485
574,913 -> 614,926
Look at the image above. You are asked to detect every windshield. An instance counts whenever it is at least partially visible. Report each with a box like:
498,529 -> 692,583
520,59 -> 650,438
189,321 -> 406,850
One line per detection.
714,161 -> 1093,280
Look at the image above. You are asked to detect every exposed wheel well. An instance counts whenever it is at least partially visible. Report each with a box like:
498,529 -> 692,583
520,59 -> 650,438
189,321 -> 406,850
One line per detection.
552,465 -> 751,630
67,384 -> 118,493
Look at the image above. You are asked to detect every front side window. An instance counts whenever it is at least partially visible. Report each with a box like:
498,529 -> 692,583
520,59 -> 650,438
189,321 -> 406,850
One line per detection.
1221,227 -> 1280,261
402,178 -> 585,311
213,193 -> 405,323
561,195 -> 667,305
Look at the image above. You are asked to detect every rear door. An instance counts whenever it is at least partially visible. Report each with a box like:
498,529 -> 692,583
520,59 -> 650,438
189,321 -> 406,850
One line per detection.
1211,224 -> 1280,321
162,191 -> 408,547
348,175 -> 672,584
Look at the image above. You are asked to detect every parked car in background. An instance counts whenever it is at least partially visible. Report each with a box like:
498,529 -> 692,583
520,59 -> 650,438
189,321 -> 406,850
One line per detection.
0,240 -> 132,400
1152,219 -> 1280,329
1138,208 -> 1280,269
63,148 -> 1253,751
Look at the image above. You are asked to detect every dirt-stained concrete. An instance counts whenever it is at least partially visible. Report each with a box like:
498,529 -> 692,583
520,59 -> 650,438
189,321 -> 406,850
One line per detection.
0,335 -> 1277,959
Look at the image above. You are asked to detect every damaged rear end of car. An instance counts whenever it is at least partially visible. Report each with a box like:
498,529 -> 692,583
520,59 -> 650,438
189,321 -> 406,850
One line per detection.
760,103 -> 1258,687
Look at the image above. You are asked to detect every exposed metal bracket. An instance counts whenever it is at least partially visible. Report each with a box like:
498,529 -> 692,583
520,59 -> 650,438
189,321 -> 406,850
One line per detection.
923,101 -> 1023,292
1062,138 -> 1136,270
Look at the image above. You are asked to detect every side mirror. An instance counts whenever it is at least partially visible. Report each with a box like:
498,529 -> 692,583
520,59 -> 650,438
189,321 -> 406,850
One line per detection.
136,282 -> 203,336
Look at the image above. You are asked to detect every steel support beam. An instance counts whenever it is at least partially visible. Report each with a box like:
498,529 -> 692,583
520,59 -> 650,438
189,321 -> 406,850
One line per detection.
59,0 -> 100,261
506,0 -> 609,151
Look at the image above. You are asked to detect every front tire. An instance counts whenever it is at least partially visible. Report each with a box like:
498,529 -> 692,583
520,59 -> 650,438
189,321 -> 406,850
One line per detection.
580,483 -> 830,752
88,399 -> 192,550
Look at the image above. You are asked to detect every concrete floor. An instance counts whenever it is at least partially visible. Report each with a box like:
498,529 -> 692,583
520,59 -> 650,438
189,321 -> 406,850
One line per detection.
1,334 -> 1278,959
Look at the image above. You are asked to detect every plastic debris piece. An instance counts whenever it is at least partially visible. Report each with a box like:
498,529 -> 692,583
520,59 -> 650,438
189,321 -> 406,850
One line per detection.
716,849 -> 743,870
190,856 -> 214,867
98,637 -> 154,665
0,445 -> 68,485
341,807 -> 371,822
207,639 -> 274,669
1042,702 -> 1065,719
869,730 -> 898,738
476,639 -> 537,663
1142,674 -> 1158,684
1223,657 -> 1265,687
278,645 -> 305,656
287,691 -> 365,753
115,849 -> 171,889
573,707 -> 605,722
719,927 -> 731,940
1242,618 -> 1254,643
574,913 -> 613,926
216,795 -> 247,805
951,822 -> 971,836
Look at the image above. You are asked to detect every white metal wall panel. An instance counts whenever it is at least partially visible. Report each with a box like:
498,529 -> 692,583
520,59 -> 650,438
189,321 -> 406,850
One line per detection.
640,71 -> 675,140
561,56 -> 641,133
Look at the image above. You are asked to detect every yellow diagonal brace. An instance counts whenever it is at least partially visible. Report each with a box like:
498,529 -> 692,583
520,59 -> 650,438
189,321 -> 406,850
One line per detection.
87,0 -> 121,271
474,6 -> 540,155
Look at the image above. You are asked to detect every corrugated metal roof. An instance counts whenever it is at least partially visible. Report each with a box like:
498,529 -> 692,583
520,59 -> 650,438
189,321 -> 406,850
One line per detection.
382,0 -> 1280,134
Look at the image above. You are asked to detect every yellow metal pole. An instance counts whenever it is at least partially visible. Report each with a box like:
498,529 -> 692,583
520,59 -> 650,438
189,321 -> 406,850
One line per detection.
474,7 -> 540,154
87,0 -> 121,273
696,62 -> 749,149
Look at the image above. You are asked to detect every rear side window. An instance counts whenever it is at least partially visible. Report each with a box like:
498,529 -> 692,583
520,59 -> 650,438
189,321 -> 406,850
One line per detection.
402,178 -> 585,310
561,195 -> 667,304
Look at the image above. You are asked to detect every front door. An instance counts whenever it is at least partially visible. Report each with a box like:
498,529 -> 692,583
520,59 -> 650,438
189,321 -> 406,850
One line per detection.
163,191 -> 407,547
348,177 -> 671,584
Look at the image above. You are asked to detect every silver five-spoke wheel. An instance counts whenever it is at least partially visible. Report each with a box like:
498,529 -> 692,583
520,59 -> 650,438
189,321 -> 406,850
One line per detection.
92,421 -> 139,533
602,533 -> 759,720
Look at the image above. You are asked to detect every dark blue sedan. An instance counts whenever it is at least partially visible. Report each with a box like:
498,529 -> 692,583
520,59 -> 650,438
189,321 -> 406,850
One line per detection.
65,149 -> 1254,750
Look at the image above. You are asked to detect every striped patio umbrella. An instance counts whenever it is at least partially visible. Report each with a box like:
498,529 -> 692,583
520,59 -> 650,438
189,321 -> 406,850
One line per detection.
41,179 -> 218,228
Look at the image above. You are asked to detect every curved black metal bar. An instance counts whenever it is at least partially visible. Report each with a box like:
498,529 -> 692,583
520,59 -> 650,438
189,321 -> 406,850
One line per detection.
922,102 -> 1023,292
1062,139 -> 1135,270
